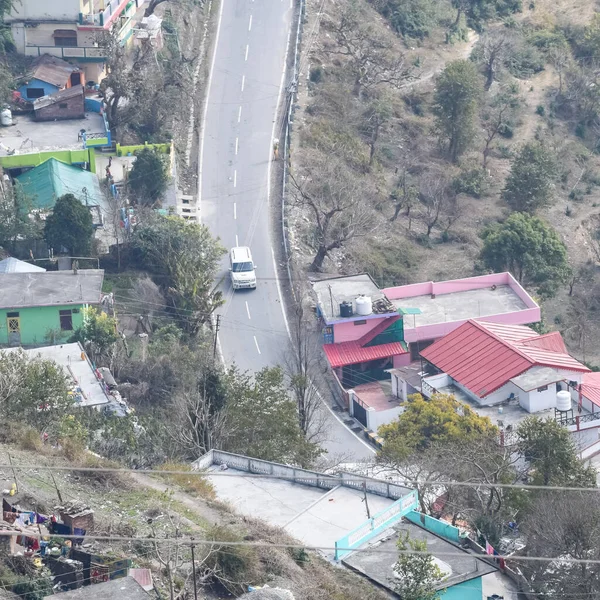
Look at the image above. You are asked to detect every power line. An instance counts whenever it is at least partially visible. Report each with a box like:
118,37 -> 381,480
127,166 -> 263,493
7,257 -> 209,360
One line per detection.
0,529 -> 595,566
0,463 -> 598,493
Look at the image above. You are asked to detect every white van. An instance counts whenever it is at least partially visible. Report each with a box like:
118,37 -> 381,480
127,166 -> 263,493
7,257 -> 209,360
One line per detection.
229,246 -> 257,290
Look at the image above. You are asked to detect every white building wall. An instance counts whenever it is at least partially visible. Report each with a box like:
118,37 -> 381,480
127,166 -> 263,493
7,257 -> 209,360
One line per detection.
523,386 -> 557,412
366,405 -> 404,432
8,0 -> 81,21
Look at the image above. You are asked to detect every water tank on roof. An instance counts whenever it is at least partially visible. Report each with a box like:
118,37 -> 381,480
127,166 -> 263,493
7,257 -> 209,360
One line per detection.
0,107 -> 12,127
339,301 -> 353,318
556,390 -> 571,412
355,295 -> 373,316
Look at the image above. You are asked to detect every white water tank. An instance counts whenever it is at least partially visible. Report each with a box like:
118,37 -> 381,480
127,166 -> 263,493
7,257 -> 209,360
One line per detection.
556,390 -> 571,412
0,107 -> 12,127
355,295 -> 373,316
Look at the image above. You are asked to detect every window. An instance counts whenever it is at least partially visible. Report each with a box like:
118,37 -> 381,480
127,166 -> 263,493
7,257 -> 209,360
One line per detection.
27,88 -> 45,99
232,261 -> 253,272
54,29 -> 77,47
354,320 -> 367,326
59,103 -> 68,109
6,312 -> 19,318
537,385 -> 549,392
59,310 -> 73,331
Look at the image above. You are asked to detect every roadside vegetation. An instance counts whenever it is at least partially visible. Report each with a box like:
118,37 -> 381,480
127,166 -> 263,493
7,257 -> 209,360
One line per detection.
291,0 -> 600,365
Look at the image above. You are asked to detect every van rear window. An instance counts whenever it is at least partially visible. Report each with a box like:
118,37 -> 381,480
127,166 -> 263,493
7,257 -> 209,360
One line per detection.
233,261 -> 253,272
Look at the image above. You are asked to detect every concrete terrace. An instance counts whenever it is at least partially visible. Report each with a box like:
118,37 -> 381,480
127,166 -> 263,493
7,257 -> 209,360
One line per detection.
0,111 -> 104,156
196,450 -> 413,560
311,274 -> 396,323
393,285 -> 528,330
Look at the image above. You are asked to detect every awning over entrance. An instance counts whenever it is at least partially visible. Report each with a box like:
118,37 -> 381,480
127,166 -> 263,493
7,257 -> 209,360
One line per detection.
323,341 -> 407,369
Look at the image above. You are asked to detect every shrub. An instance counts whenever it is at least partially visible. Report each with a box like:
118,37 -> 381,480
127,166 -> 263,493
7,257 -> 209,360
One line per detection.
536,104 -> 545,116
370,0 -> 438,40
309,66 -> 323,83
157,462 -> 216,500
506,45 -> 545,78
453,168 -> 487,198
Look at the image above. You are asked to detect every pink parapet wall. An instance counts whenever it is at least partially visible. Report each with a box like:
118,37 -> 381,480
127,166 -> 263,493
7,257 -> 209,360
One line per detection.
383,272 -> 541,344
331,315 -> 390,344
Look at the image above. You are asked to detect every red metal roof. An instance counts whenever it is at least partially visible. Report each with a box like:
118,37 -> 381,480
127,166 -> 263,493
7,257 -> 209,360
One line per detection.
420,320 -> 589,398
518,331 -> 567,354
323,340 -> 406,369
581,373 -> 600,409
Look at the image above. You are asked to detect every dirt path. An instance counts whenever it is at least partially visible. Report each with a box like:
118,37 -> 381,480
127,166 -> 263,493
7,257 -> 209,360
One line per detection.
130,472 -> 224,528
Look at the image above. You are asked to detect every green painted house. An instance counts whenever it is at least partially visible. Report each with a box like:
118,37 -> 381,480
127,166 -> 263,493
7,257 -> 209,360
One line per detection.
0,268 -> 104,346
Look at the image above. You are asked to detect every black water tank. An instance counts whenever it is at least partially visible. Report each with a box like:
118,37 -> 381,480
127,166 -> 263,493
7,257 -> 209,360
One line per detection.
340,301 -> 353,318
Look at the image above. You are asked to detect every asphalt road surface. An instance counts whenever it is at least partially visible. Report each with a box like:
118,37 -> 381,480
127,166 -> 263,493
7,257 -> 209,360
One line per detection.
199,0 -> 374,461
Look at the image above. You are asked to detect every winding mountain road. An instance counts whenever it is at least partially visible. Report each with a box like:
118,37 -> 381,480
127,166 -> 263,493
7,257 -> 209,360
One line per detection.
199,0 -> 374,460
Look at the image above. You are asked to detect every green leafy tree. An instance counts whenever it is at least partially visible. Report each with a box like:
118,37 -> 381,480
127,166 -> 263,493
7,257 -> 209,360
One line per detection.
433,60 -> 483,162
480,212 -> 570,295
133,214 -> 226,332
0,350 -> 72,432
0,185 -> 39,251
128,147 -> 169,205
517,417 -> 596,487
369,0 -> 439,40
378,393 -> 495,462
223,367 -> 322,467
394,531 -> 444,600
503,142 -> 556,213
44,193 -> 94,256
69,307 -> 119,366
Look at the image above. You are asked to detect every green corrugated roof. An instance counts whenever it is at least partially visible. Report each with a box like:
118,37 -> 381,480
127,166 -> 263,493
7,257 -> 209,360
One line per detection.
398,307 -> 422,315
16,158 -> 104,211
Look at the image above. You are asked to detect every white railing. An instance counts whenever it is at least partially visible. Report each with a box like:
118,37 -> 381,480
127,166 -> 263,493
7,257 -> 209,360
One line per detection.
193,450 -> 413,500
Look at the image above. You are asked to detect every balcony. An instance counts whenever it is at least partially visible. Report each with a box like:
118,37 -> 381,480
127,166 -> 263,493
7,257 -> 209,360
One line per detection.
79,0 -> 134,28
24,45 -> 107,61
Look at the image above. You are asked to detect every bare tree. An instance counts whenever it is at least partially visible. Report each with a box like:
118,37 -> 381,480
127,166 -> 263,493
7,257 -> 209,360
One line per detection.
326,6 -> 413,97
549,46 -> 572,95
169,367 -> 228,459
479,30 -> 514,91
389,169 -> 418,225
284,296 -> 328,445
290,158 -> 376,271
481,86 -> 520,168
360,93 -> 393,167
416,173 -> 454,238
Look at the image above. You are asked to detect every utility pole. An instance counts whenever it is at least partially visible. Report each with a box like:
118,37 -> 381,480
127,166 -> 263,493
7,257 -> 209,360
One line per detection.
190,544 -> 198,600
362,482 -> 371,520
213,315 -> 221,359
7,454 -> 18,494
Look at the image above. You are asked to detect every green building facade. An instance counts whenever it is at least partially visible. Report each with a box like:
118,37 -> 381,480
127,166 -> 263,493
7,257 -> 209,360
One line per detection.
0,304 -> 88,346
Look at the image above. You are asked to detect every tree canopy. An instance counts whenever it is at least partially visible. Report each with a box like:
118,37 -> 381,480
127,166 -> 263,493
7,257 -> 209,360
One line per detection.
378,393 -> 495,461
0,350 -> 72,432
433,60 -> 482,162
503,141 -> 556,213
132,214 -> 226,333
517,416 -> 596,487
69,307 -> 119,367
44,194 -> 94,256
394,532 -> 443,600
479,212 -> 570,295
128,147 -> 169,206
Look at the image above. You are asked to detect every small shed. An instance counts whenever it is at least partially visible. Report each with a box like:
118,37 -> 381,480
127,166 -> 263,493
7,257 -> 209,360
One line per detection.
58,501 -> 94,534
18,55 -> 84,101
33,85 -> 85,121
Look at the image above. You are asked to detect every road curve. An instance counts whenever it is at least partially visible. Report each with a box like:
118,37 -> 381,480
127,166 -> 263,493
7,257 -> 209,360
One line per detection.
199,0 -> 374,460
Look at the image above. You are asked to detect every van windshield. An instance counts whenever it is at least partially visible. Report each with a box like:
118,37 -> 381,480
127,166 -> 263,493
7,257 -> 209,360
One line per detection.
233,261 -> 253,273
